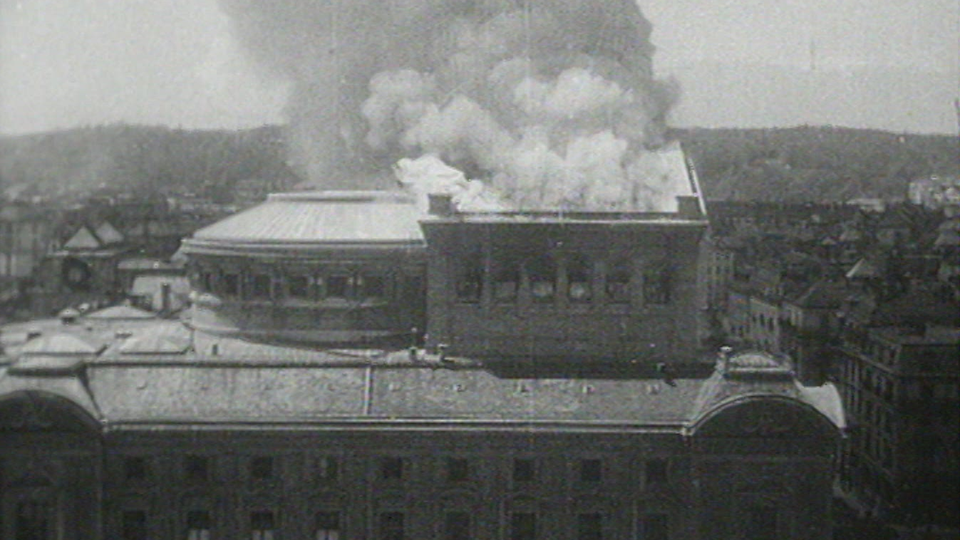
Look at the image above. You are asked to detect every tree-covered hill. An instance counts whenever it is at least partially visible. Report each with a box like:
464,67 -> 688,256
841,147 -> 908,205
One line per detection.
1,123 -> 956,203
674,126 -> 959,202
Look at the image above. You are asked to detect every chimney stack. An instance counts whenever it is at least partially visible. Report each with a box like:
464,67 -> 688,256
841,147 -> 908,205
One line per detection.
428,193 -> 456,217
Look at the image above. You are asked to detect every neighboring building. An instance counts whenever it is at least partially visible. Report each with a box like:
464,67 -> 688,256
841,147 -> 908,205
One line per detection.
0,203 -> 55,280
1,156 -> 845,539
835,322 -> 959,526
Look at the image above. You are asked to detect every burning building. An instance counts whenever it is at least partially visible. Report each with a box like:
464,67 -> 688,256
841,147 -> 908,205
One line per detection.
0,2 -> 845,539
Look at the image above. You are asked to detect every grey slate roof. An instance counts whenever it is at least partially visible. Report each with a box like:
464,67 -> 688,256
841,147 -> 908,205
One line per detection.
187,191 -> 425,247
2,320 -> 846,433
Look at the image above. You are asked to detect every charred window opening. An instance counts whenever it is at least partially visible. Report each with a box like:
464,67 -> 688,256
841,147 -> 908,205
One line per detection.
567,253 -> 592,302
456,251 -> 484,303
643,262 -> 672,305
605,258 -> 632,303
526,254 -> 556,303
493,252 -> 521,303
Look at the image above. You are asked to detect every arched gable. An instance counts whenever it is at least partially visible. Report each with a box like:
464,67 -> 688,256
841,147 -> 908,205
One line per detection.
691,395 -> 840,443
0,390 -> 101,434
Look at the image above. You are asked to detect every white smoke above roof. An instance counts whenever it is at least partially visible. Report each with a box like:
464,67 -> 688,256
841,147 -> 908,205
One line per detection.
218,0 -> 681,211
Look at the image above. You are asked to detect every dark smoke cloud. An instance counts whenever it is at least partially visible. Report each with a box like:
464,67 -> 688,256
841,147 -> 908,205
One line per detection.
218,0 -> 680,209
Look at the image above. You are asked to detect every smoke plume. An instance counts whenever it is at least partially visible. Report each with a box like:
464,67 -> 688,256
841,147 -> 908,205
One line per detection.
218,0 -> 680,210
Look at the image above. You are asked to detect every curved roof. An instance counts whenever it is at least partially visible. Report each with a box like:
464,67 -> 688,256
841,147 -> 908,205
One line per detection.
183,191 -> 425,253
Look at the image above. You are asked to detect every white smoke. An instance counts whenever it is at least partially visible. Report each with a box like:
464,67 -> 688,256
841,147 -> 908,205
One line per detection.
217,0 -> 681,209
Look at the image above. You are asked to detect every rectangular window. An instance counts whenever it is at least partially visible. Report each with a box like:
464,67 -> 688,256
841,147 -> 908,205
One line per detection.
251,511 -> 276,540
288,275 -> 310,299
577,513 -> 602,540
444,511 -> 471,540
186,510 -> 211,540
566,254 -> 592,303
645,459 -> 668,485
316,456 -> 339,482
510,512 -> 537,540
122,510 -> 148,540
527,255 -> 556,303
315,512 -> 340,540
185,455 -> 210,483
250,456 -> 275,480
378,512 -> 404,540
493,255 -> 520,303
250,274 -> 272,299
456,253 -> 484,303
124,456 -> 149,482
380,457 -> 404,480
579,459 -> 602,483
513,458 -> 536,483
222,273 -> 240,297
643,264 -> 671,305
201,272 -> 214,292
446,458 -> 470,482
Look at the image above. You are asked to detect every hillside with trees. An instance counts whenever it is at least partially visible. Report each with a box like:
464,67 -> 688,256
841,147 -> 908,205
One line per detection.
1,124 -> 956,204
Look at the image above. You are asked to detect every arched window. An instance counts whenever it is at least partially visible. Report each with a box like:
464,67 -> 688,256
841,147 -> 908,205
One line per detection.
566,253 -> 592,302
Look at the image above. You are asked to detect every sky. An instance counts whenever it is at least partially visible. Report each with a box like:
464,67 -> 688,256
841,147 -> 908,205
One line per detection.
1,0 -> 958,135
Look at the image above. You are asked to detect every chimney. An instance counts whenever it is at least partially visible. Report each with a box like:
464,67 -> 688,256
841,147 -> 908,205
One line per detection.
428,193 -> 456,217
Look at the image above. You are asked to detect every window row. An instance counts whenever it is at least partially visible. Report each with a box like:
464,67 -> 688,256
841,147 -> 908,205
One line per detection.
120,455 -> 671,487
120,508 -> 675,540
194,267 -> 392,303
455,252 -> 673,306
